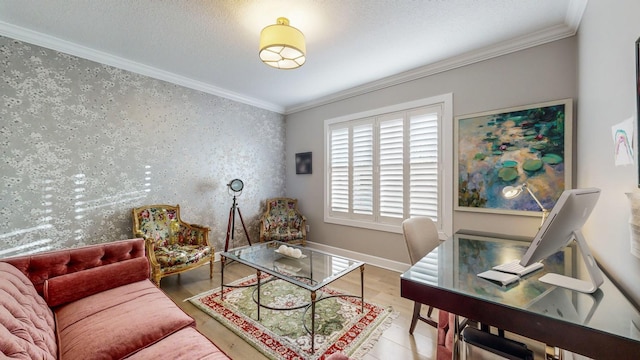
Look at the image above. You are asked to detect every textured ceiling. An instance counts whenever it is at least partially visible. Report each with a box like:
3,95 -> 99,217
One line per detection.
0,0 -> 586,114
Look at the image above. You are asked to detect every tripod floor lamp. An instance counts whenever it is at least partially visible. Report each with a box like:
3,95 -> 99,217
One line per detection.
224,178 -> 252,252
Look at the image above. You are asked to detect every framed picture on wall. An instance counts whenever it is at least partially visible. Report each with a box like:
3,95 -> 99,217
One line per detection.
454,98 -> 573,216
295,152 -> 312,174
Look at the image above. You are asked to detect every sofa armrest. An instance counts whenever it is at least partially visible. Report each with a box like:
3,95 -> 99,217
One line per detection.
43,257 -> 149,307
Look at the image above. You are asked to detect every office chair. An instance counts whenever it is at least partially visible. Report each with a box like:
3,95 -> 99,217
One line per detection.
402,216 -> 441,333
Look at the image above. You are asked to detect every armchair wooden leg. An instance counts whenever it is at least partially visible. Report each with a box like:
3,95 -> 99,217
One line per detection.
209,258 -> 214,279
152,273 -> 161,287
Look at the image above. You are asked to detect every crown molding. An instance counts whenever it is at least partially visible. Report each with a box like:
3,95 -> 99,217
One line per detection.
284,22 -> 580,115
285,0 -> 588,114
0,2 -> 586,118
0,21 -> 285,114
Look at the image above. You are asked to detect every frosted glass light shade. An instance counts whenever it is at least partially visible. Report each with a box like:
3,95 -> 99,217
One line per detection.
259,17 -> 306,69
502,185 -> 524,199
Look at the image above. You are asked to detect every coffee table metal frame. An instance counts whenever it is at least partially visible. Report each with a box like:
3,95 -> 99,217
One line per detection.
220,241 -> 365,354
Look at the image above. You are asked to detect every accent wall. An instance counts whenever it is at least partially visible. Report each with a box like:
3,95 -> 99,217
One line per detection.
0,36 -> 285,257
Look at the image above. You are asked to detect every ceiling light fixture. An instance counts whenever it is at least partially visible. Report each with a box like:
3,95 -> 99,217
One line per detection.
259,17 -> 306,70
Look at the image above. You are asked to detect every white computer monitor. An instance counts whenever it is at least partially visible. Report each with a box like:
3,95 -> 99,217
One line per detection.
520,188 -> 603,293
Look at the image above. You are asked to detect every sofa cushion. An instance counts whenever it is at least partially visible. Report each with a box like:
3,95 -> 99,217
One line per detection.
126,327 -> 229,359
55,279 -> 195,360
43,257 -> 149,307
0,262 -> 57,360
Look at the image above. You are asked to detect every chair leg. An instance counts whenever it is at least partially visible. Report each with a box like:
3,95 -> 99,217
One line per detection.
209,259 -> 214,279
410,302 -> 421,334
410,302 -> 438,334
152,273 -> 161,287
421,305 -> 438,328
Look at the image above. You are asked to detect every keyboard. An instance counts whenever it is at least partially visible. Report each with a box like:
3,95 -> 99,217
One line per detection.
493,260 -> 544,277
477,270 -> 519,286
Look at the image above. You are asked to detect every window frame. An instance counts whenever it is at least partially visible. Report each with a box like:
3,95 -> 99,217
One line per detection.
324,93 -> 453,237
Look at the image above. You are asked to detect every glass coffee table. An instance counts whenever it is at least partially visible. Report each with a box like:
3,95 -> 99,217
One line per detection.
220,241 -> 365,353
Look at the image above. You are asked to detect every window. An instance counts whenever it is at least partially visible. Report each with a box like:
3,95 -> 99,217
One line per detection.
324,94 -> 453,235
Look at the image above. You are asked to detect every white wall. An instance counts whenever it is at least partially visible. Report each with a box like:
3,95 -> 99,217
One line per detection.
577,0 -> 640,305
285,38 -> 578,266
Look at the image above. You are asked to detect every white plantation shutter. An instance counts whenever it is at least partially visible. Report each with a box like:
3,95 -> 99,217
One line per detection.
325,94 -> 451,234
379,116 -> 404,222
352,123 -> 374,216
407,108 -> 440,281
408,107 -> 440,221
330,127 -> 349,214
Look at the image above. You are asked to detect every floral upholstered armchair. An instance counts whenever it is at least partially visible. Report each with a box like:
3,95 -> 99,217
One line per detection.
132,204 -> 214,286
259,197 -> 307,246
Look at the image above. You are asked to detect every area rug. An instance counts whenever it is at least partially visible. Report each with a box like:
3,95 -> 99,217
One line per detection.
187,274 -> 397,360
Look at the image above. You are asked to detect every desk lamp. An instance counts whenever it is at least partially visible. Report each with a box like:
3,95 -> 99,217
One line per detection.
502,183 -> 549,227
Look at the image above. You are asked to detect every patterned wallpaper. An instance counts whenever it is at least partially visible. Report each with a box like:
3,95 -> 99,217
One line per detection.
0,36 -> 286,257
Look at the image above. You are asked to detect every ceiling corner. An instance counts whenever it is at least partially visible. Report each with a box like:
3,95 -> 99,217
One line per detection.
565,0 -> 588,33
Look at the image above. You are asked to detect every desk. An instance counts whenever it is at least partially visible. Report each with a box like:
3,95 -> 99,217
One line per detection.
400,232 -> 640,359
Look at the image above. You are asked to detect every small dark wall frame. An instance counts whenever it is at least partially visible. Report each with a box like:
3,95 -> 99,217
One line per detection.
636,37 -> 640,187
295,152 -> 312,174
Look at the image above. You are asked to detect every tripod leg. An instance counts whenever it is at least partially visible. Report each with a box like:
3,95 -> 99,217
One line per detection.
236,207 -> 252,246
224,206 -> 233,252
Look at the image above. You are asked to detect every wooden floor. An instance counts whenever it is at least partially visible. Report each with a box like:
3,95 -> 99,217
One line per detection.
162,261 -> 548,359
161,261 -> 438,360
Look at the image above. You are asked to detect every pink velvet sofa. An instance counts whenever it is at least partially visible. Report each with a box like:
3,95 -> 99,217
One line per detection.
0,238 -> 229,359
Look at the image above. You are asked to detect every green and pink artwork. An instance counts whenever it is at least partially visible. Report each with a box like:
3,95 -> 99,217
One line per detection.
455,99 -> 573,215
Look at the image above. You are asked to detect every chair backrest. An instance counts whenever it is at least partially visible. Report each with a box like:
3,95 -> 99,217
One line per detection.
402,216 -> 440,265
132,204 -> 181,247
264,198 -> 303,229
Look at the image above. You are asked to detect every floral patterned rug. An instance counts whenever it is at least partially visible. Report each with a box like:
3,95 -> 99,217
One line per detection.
187,274 -> 397,360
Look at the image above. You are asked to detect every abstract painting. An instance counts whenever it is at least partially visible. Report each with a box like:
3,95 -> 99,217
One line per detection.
295,152 -> 312,174
455,99 -> 573,215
